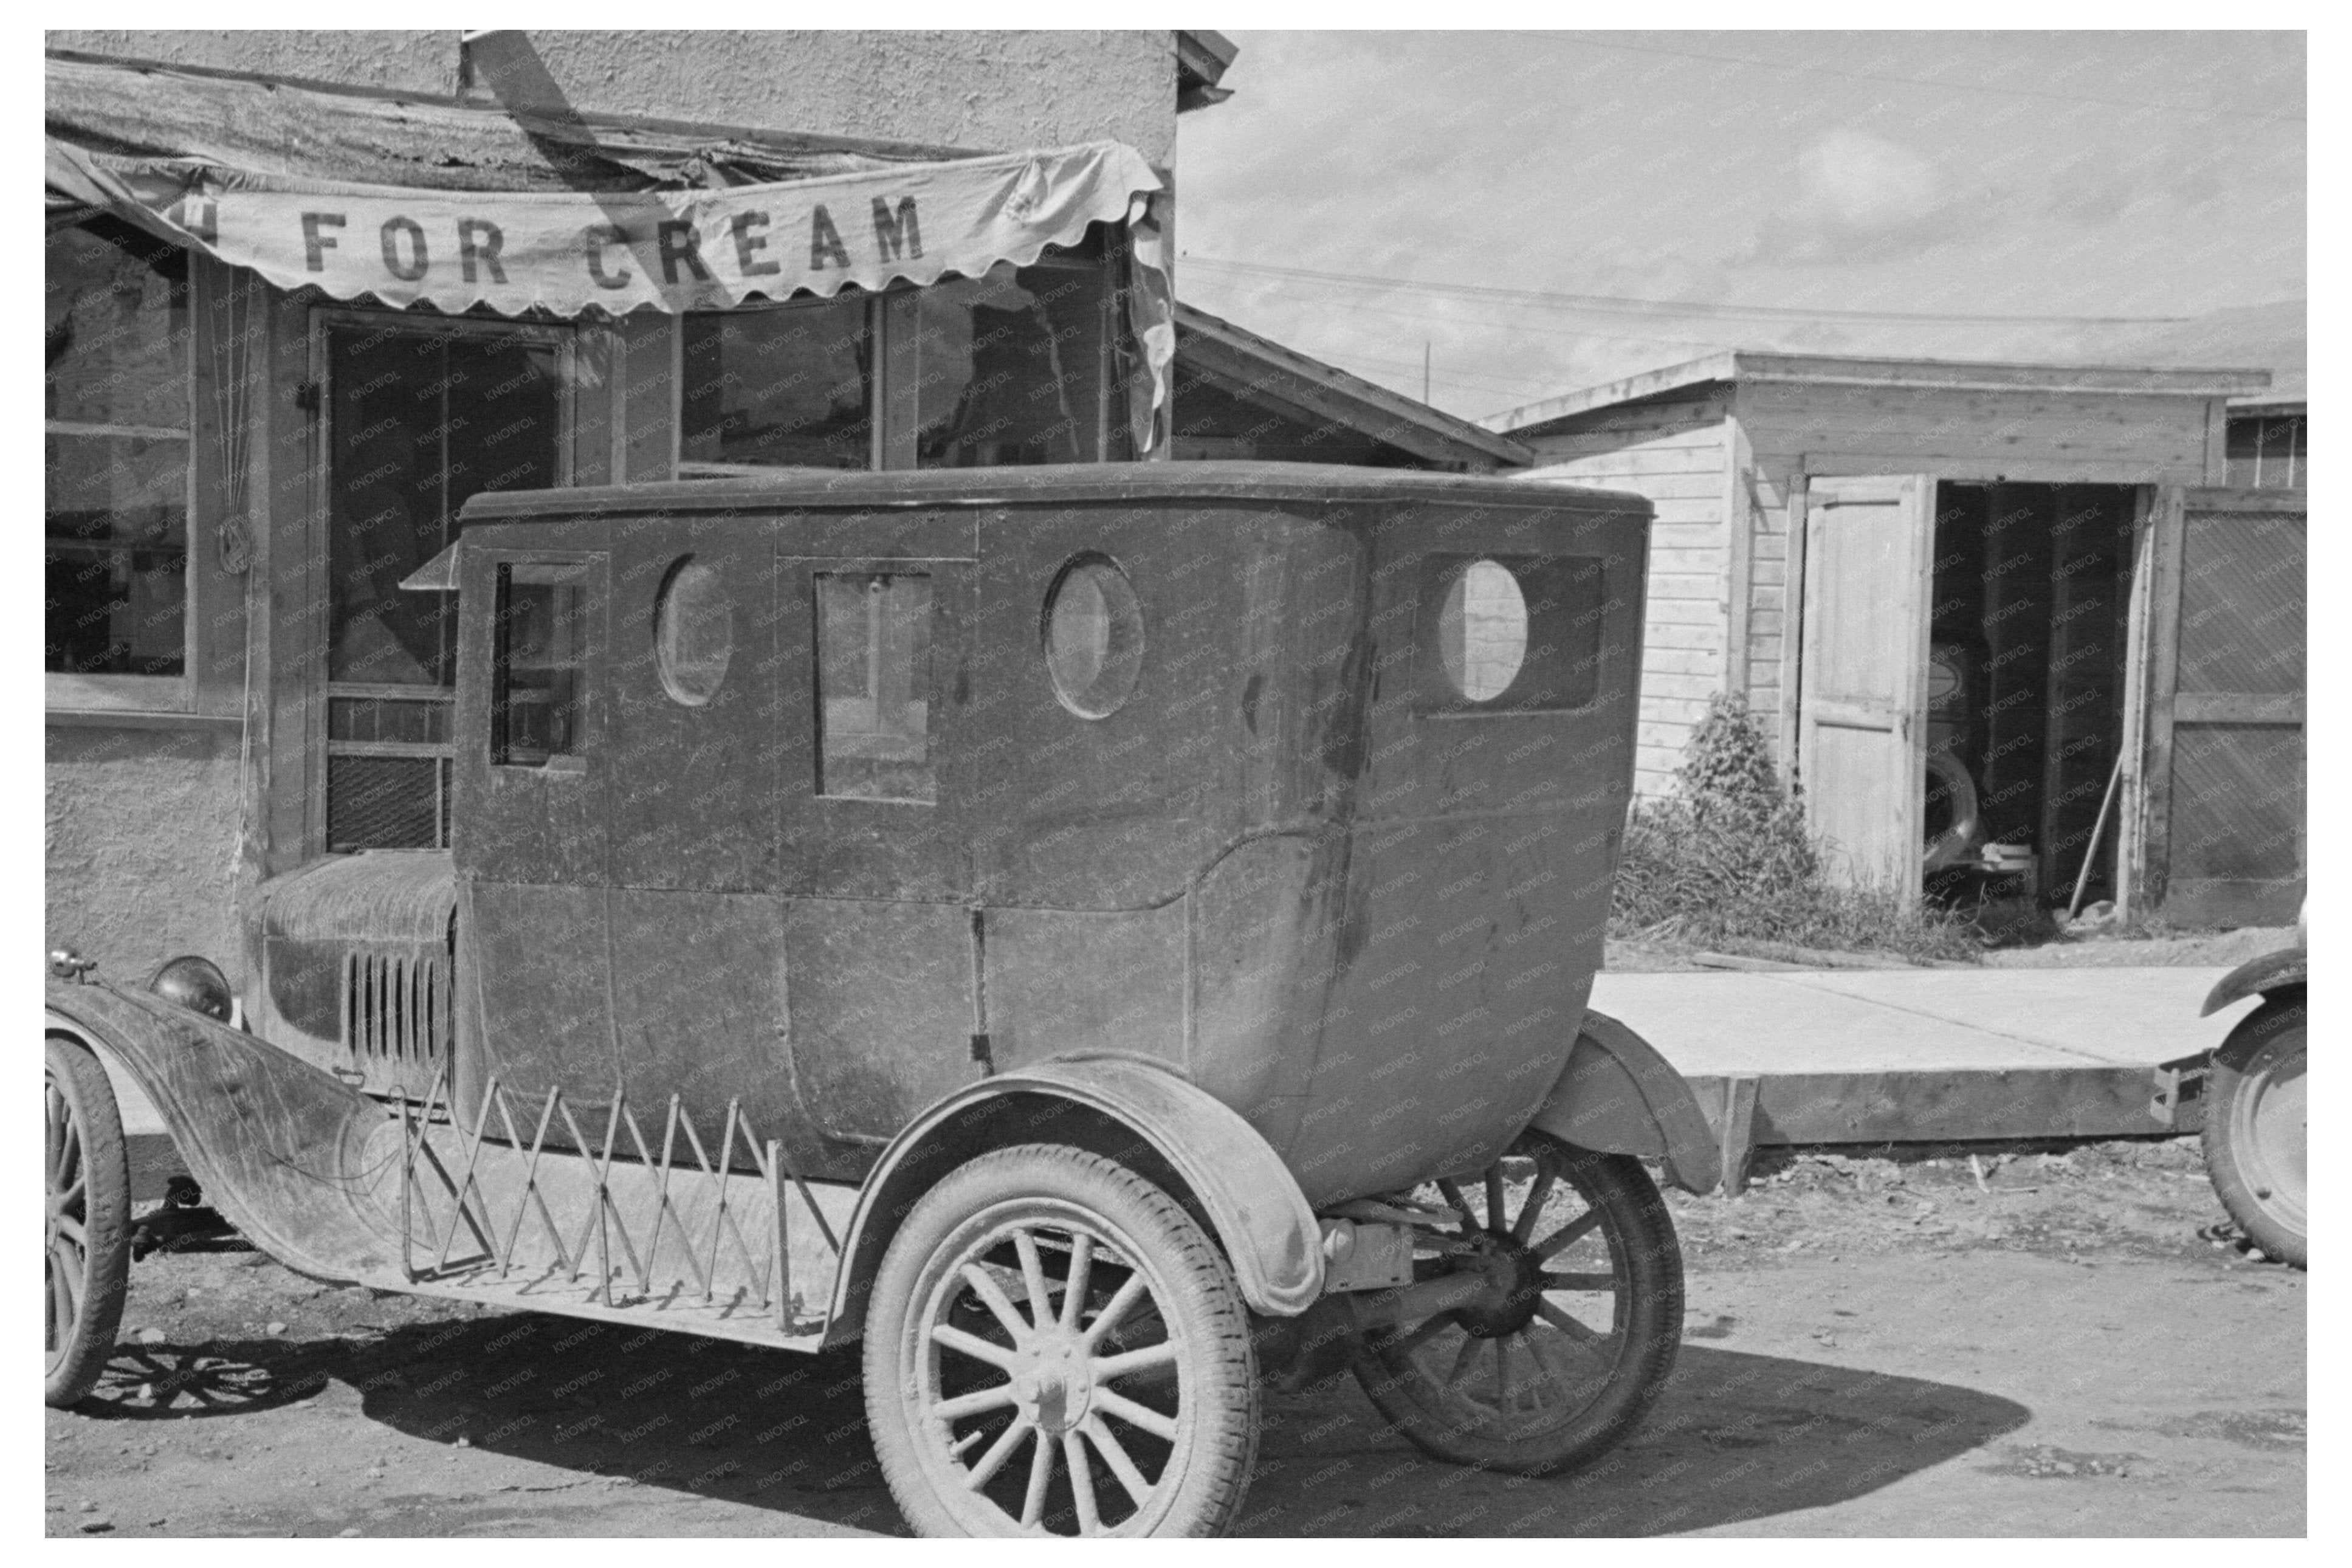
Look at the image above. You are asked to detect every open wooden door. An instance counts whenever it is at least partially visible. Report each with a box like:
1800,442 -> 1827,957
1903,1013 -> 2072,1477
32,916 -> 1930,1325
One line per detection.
2125,487 -> 2306,924
1797,475 -> 1934,896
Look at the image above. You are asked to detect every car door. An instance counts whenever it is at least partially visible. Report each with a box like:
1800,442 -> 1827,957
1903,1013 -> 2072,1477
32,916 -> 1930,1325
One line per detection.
776,510 -> 982,1143
452,543 -> 615,1116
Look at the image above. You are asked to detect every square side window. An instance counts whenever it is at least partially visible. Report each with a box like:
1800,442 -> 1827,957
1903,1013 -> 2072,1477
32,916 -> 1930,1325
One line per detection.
493,563 -> 590,768
816,572 -> 935,803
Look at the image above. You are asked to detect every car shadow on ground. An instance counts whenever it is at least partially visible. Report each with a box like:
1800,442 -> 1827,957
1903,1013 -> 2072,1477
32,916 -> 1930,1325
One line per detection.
78,1320 -> 2029,1537
1242,1344 -> 2034,1535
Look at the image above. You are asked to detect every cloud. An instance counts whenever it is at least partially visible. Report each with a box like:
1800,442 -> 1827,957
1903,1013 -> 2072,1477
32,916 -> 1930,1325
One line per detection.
1738,129 -> 1995,266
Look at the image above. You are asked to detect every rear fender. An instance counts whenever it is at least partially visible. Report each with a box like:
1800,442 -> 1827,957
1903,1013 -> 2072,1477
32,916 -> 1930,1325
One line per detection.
825,1056 -> 1324,1343
44,978 -> 399,1284
1527,1009 -> 1720,1194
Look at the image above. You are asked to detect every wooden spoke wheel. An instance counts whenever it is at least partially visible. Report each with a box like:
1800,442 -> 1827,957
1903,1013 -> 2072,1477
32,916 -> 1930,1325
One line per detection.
2204,1000 -> 2307,1269
1353,1133 -> 1683,1475
46,1036 -> 130,1409
864,1144 -> 1259,1537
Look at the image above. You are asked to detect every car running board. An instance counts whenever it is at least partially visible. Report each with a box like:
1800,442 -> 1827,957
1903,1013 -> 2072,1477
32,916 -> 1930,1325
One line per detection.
47,978 -> 851,1353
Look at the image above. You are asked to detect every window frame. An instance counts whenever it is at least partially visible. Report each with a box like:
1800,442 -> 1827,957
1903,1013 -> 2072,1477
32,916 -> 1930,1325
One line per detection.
44,217 -> 202,717
1415,551 -> 1611,718
813,566 -> 939,805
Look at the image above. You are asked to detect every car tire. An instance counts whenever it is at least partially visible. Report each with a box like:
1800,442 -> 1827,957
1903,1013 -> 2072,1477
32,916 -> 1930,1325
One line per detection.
1353,1134 -> 1683,1476
863,1143 -> 1259,1536
2203,998 -> 2306,1269
47,1034 -> 131,1408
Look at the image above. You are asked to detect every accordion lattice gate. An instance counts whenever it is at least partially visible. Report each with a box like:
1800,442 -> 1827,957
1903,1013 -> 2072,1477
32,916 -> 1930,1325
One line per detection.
383,1068 -> 851,1349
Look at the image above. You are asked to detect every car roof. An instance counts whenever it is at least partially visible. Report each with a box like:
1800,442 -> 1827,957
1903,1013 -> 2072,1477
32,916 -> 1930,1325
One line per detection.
455,460 -> 1649,524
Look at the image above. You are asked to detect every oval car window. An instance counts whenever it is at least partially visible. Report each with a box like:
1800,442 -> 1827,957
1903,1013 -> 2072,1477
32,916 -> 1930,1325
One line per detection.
1437,559 -> 1528,702
655,557 -> 734,706
1044,558 -> 1145,718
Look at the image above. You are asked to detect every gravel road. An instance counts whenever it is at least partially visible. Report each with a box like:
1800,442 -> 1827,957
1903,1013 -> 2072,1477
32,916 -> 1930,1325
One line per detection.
46,1137 -> 2303,1537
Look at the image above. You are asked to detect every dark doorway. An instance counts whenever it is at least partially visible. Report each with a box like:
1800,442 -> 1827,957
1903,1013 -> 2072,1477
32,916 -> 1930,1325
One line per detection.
1926,483 -> 2136,907
320,317 -> 565,851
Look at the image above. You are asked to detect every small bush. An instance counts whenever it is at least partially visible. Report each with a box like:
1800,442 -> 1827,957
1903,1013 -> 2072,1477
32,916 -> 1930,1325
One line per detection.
1611,693 -> 1979,962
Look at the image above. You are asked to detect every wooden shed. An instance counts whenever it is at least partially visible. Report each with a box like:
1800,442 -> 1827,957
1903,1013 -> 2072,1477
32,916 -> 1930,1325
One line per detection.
1485,351 -> 2303,924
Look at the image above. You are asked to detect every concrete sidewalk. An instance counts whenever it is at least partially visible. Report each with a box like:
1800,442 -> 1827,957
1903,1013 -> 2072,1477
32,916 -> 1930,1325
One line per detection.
1589,966 -> 2260,1161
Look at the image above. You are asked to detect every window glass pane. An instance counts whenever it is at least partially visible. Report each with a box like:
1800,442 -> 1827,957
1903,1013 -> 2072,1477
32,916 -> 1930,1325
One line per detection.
46,431 -> 187,674
1436,559 -> 1528,703
681,298 -> 872,468
1044,558 -> 1145,718
914,260 -> 1113,468
1421,554 -> 1605,713
46,218 -> 188,431
46,219 -> 190,676
2226,417 -> 2263,489
493,564 -> 589,766
2256,416 -> 2301,490
328,696 -> 452,744
816,572 -> 934,802
655,557 -> 734,706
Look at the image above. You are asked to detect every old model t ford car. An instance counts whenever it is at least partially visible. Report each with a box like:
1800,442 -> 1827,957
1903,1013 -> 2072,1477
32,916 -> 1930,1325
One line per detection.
46,462 -> 1719,1536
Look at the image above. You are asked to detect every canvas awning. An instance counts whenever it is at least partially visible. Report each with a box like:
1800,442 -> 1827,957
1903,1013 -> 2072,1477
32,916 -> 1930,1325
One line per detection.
46,53 -> 1175,433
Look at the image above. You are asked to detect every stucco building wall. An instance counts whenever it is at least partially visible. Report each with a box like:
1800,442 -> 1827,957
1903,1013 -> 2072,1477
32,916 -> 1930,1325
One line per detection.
44,30 -> 1178,163
46,727 -> 246,989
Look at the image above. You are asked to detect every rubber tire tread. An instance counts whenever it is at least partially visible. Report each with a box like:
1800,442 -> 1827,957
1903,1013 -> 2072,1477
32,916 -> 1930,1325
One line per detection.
2202,1000 -> 2306,1269
1353,1139 -> 1683,1476
862,1143 -> 1259,1536
46,1034 -> 131,1409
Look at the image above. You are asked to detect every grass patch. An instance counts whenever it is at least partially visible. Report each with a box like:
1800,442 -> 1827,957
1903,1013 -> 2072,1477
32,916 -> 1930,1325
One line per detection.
1611,693 -> 1982,964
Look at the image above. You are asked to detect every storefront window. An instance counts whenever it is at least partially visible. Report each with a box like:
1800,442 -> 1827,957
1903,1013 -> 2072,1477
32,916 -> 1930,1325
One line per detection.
911,258 -> 1118,469
46,218 -> 191,676
681,295 -> 872,470
673,241 -> 1130,475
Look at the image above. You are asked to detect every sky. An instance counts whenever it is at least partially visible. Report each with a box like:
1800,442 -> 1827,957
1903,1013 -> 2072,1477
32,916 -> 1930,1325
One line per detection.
1172,31 -> 2307,422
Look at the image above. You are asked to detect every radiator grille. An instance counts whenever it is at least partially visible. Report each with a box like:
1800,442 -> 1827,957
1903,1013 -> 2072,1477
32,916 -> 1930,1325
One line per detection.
327,754 -> 450,851
344,949 -> 451,1081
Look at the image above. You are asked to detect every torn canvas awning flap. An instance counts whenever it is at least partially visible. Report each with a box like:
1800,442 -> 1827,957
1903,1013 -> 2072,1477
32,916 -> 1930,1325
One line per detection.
47,135 -> 1175,428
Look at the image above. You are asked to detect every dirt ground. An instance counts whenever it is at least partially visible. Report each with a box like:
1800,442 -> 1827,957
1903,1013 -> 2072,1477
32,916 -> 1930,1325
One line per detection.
47,1138 -> 2302,1538
1603,926 -> 2298,974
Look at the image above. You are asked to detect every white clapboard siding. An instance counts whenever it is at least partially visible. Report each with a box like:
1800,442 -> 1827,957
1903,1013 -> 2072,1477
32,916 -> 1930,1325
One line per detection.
1510,397 -> 1733,797
1493,359 -> 2244,805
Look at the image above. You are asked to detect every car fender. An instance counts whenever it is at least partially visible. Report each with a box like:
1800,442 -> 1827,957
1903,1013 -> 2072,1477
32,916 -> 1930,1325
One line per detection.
826,1055 -> 1324,1339
2201,946 -> 2306,1019
44,978 -> 397,1285
1525,1008 -> 1721,1195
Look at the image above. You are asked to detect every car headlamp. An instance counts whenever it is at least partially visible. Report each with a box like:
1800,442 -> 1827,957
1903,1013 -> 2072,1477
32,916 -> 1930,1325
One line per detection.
150,955 -> 238,1025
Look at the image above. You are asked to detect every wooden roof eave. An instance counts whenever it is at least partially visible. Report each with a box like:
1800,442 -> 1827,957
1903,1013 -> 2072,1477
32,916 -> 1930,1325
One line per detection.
1484,349 -> 2275,439
1177,305 -> 1533,470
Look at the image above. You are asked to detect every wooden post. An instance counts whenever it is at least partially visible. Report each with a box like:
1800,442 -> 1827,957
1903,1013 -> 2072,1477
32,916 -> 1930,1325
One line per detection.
1718,1075 -> 1762,1197
1776,469 -> 1810,789
2124,487 -> 2188,917
1724,416 -> 1754,702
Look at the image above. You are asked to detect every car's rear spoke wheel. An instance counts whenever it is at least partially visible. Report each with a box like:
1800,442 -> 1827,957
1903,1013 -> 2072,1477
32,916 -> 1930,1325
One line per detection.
1354,1135 -> 1682,1475
867,1144 -> 1257,1537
